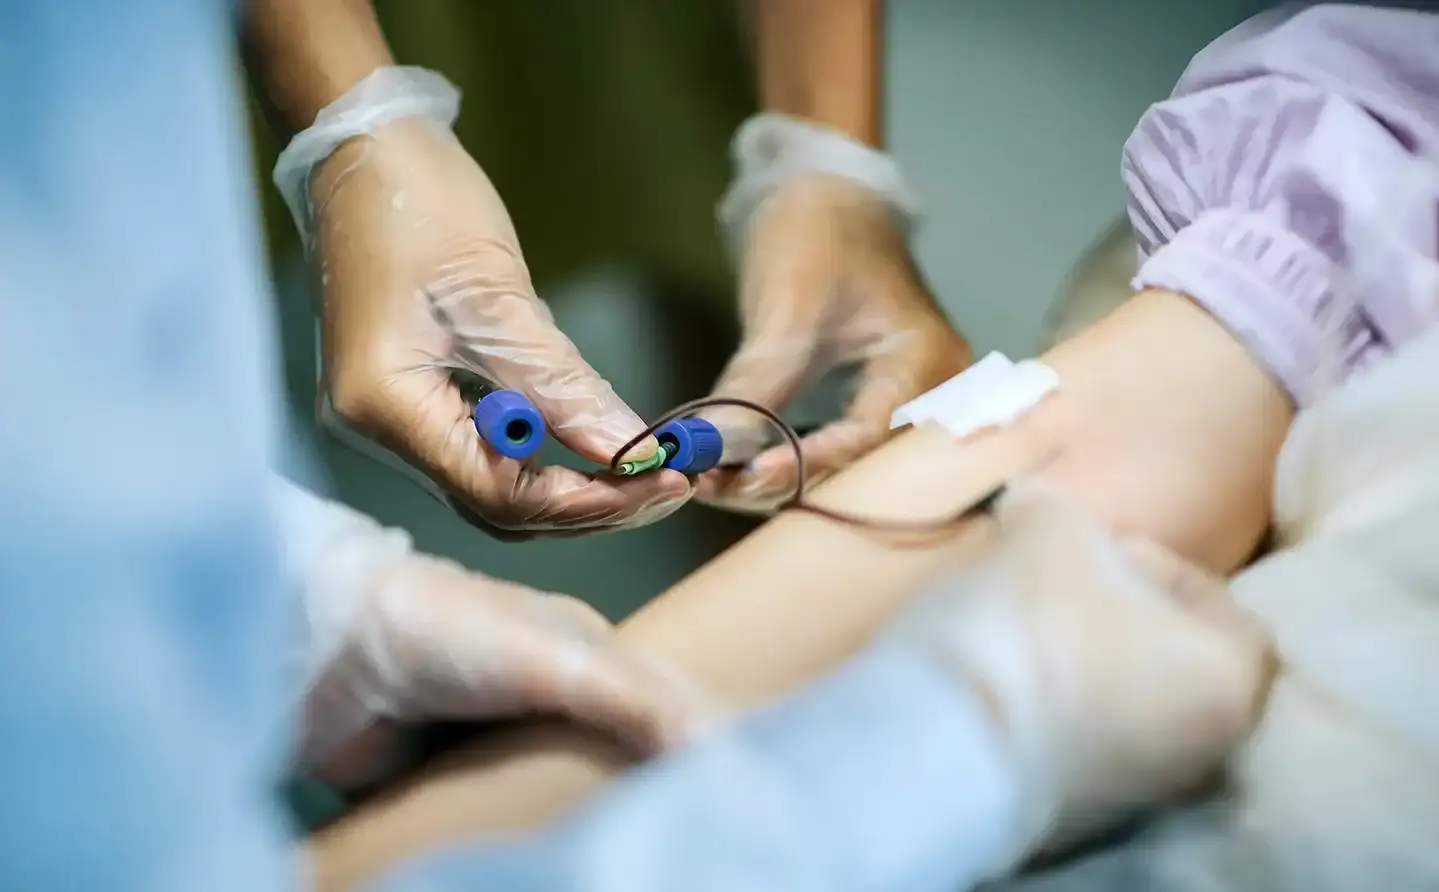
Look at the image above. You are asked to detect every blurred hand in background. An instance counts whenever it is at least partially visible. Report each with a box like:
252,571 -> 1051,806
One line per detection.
698,115 -> 972,513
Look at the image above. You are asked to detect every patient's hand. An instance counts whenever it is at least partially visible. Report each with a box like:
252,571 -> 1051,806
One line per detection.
883,481 -> 1277,857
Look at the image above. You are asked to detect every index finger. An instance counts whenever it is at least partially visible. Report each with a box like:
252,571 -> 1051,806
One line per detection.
1119,538 -> 1230,606
452,461 -> 694,538
436,285 -> 660,467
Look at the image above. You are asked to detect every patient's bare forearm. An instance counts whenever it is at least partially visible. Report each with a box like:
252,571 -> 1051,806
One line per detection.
308,290 -> 1292,891
243,0 -> 396,136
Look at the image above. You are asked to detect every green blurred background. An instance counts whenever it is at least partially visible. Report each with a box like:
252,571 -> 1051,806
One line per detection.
249,0 -> 1270,624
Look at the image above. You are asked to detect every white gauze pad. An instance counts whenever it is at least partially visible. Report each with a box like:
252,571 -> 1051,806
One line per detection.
890,351 -> 1059,438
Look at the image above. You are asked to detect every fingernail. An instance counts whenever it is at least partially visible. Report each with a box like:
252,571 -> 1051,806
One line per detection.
749,451 -> 787,478
736,474 -> 770,498
626,493 -> 690,528
616,436 -> 660,464
555,404 -> 656,462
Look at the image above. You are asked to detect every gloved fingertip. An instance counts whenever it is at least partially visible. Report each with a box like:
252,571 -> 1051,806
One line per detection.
618,497 -> 689,532
657,706 -> 735,752
1116,537 -> 1173,576
690,470 -> 732,506
615,435 -> 661,465
628,707 -> 696,755
994,475 -> 1054,508
732,471 -> 780,503
713,424 -> 771,468
993,476 -> 1083,527
545,396 -> 656,464
746,447 -> 793,481
644,669 -> 733,752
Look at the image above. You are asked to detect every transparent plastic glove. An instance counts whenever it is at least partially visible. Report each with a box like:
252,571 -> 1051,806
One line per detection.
699,114 -> 973,512
273,68 -> 689,537
883,481 -> 1276,866
274,479 -> 706,791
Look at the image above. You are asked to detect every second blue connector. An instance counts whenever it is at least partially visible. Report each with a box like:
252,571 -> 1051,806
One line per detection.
617,417 -> 724,476
655,418 -> 724,475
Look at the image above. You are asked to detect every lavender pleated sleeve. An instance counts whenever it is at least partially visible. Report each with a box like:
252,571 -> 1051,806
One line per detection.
1122,3 -> 1439,405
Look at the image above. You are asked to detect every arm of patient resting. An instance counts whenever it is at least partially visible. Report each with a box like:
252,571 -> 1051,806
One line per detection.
307,288 -> 1293,891
367,650 -> 1022,892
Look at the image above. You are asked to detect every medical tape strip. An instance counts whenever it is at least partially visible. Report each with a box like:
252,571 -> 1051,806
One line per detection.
889,351 -> 1060,439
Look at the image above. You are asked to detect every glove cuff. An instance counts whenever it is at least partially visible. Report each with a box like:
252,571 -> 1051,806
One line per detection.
272,65 -> 462,246
272,478 -> 413,749
716,112 -> 923,263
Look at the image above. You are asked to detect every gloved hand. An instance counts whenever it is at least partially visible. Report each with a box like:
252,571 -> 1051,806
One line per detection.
698,114 -> 973,512
275,478 -> 707,791
883,481 -> 1276,864
273,68 -> 690,537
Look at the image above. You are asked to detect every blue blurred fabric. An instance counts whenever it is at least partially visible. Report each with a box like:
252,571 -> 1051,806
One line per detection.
0,2 -> 298,889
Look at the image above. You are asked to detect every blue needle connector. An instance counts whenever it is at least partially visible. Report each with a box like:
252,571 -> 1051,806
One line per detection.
473,390 -> 546,460
620,417 -> 723,475
654,418 -> 724,475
